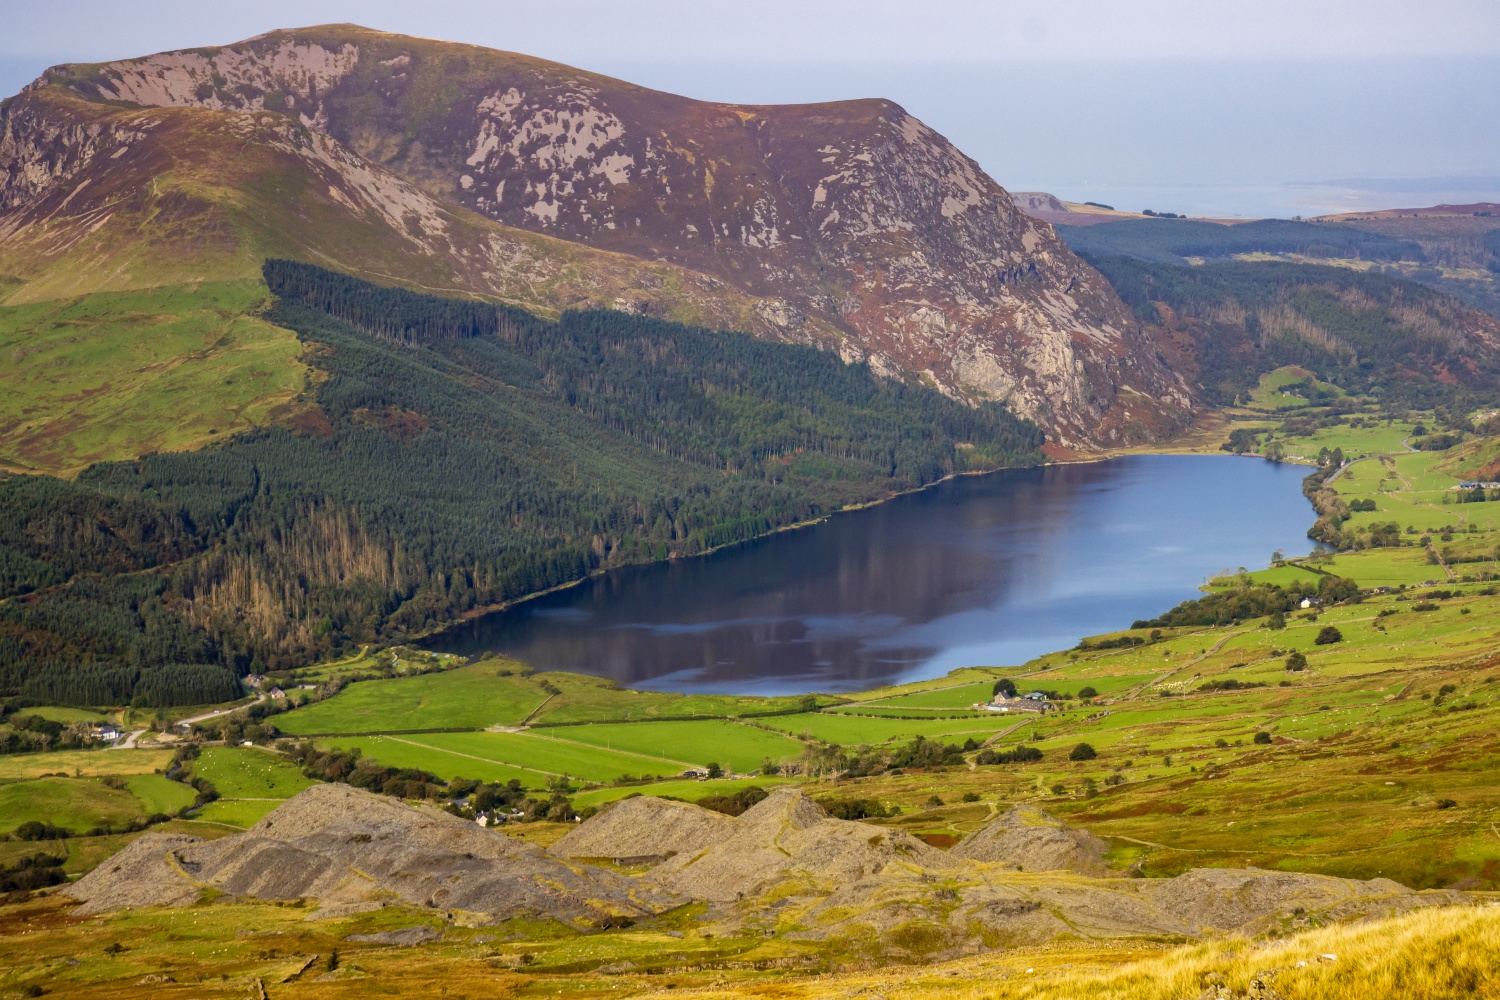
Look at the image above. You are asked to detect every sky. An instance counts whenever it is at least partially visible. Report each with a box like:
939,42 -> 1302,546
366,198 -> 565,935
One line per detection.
4,0 -> 1498,218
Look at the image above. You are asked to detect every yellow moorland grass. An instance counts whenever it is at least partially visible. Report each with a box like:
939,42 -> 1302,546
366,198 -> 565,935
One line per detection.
668,905 -> 1500,1000
2,897 -> 1491,998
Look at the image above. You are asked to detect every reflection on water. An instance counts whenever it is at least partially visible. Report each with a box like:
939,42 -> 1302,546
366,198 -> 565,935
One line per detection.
424,456 -> 1316,694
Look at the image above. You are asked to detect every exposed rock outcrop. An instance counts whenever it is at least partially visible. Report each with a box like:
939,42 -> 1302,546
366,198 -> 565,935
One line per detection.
0,84 -> 816,336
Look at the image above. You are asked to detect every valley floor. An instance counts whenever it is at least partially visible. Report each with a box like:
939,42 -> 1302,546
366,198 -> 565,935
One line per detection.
3,393 -> 1499,997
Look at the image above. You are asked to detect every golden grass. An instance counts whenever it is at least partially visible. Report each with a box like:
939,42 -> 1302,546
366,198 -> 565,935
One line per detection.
660,905 -> 1500,999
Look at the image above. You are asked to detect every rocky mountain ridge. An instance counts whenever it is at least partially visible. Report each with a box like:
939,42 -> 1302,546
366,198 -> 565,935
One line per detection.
23,24 -> 1196,446
0,84 -> 818,335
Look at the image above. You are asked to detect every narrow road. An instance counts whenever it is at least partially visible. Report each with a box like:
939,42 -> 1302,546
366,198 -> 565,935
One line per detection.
177,694 -> 266,728
109,729 -> 148,750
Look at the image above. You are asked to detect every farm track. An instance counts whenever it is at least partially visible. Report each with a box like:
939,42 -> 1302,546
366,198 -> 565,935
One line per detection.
519,730 -> 701,770
383,735 -> 565,777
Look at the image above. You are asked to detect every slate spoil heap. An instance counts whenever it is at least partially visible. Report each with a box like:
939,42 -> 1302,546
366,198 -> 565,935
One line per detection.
65,784 -> 675,925
68,785 -> 1466,959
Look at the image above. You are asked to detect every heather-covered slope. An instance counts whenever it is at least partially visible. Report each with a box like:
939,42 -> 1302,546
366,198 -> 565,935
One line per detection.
0,83 -> 814,326
0,81 -> 835,472
35,25 -> 1194,446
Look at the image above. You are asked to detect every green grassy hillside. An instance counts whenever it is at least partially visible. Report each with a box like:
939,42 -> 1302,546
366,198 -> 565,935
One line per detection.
0,281 -> 304,473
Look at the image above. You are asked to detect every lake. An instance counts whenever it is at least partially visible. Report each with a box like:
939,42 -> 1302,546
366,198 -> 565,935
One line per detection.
424,455 -> 1318,694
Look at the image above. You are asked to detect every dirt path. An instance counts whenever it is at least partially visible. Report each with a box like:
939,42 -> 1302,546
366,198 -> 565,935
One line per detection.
976,719 -> 1034,750
519,693 -> 556,726
857,677 -> 994,707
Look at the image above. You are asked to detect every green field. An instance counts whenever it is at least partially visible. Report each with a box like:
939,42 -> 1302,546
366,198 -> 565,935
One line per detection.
325,736 -> 541,787
125,774 -> 198,816
757,711 -> 1021,747
191,799 -> 284,828
189,746 -> 316,800
323,731 -> 684,785
275,661 -> 551,734
523,672 -> 820,724
0,281 -> 305,473
0,748 -> 174,781
0,777 -> 146,835
1209,564 -> 1323,590
184,746 -> 318,828
1245,366 -> 1343,412
571,775 -> 797,810
542,720 -> 806,774
1275,420 -> 1417,462
22,707 -> 110,725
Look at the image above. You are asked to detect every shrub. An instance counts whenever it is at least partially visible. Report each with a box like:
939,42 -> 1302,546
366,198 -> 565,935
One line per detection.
1200,678 -> 1265,691
1069,743 -> 1097,761
1253,731 -> 1273,745
975,745 -> 1043,765
819,798 -> 890,820
696,786 -> 768,817
1286,651 -> 1307,671
1315,625 -> 1344,645
1078,686 -> 1098,699
961,792 -> 980,802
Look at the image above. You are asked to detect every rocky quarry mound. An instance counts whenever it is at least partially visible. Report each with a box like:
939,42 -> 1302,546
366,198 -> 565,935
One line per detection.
69,785 -> 1467,958
645,787 -> 943,901
948,804 -> 1112,874
65,784 -> 675,924
550,794 -> 741,863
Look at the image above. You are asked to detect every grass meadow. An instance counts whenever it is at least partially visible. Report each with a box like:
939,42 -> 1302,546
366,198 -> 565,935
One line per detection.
0,281 -> 304,474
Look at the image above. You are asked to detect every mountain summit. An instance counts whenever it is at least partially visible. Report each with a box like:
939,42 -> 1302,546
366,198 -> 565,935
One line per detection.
8,25 -> 1193,446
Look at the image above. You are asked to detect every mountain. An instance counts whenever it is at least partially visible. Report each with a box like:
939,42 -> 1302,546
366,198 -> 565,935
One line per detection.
18,24 -> 1194,447
0,79 -> 830,473
1084,256 -> 1500,411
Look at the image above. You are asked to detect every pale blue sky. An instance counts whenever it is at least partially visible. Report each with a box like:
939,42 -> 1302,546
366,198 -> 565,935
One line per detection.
4,0 -> 1497,217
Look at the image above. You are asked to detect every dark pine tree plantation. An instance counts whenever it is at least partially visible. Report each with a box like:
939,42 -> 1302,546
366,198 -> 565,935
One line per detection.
0,262 -> 1046,706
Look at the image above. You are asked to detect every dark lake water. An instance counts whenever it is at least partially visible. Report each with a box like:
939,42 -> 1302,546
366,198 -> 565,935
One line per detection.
424,455 -> 1317,695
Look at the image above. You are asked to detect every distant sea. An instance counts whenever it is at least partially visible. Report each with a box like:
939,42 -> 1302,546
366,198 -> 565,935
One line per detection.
1049,179 -> 1500,221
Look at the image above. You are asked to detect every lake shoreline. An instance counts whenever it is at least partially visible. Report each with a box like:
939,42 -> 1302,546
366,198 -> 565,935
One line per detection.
413,457 -> 1049,646
419,454 -> 1320,695
416,441 -> 1310,654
